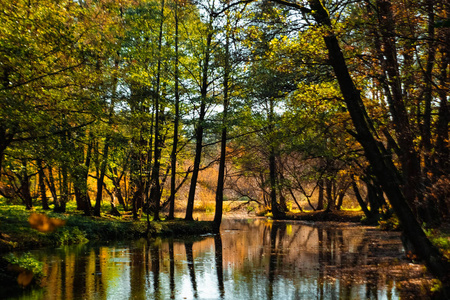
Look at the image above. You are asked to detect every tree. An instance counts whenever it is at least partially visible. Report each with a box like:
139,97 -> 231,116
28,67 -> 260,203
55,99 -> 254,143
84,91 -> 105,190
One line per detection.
185,4 -> 217,221
264,0 -> 449,289
214,1 -> 232,232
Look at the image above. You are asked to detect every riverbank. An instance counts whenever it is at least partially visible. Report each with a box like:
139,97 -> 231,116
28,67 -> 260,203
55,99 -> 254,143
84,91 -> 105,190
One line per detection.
283,209 -> 366,223
0,203 -> 213,252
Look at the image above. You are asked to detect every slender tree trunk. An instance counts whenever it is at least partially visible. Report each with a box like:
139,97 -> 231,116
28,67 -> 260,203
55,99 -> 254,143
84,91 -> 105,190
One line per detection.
46,165 -> 58,206
335,182 -> 349,211
37,159 -> 49,210
110,166 -> 127,211
149,0 -> 166,222
214,10 -> 231,232
57,164 -> 68,213
94,59 -> 119,217
19,160 -> 33,210
325,178 -> 334,211
168,0 -> 180,220
55,129 -> 69,213
185,17 -> 214,221
82,139 -> 93,216
94,138 -> 110,217
73,136 -> 93,216
307,0 -> 450,289
317,178 -> 324,210
351,179 -> 372,218
421,0 -> 436,175
131,181 -> 143,220
434,9 -> 449,179
268,97 -> 283,219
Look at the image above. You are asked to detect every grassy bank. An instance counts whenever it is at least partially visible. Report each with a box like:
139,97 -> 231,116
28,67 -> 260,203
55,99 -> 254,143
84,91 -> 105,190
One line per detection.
283,209 -> 366,223
0,201 -> 213,252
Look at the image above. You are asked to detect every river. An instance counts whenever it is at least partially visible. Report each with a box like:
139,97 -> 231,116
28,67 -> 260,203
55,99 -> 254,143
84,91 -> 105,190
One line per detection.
6,218 -> 429,299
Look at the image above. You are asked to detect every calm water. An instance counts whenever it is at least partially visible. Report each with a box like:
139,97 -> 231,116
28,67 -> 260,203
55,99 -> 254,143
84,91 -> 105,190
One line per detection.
8,218 -> 413,300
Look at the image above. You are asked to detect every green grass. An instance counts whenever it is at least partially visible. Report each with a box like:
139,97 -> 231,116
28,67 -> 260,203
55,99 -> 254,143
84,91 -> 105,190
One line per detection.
0,197 -> 213,252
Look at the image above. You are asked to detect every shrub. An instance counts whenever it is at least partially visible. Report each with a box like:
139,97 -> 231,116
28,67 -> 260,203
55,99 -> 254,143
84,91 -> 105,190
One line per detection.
53,227 -> 88,245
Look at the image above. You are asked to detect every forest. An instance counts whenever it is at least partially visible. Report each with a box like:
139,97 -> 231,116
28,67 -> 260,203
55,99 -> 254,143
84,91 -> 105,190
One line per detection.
0,0 -> 449,297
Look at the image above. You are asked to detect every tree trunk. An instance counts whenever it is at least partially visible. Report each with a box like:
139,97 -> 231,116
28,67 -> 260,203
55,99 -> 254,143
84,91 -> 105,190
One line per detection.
37,159 -> 49,210
94,139 -> 110,217
56,165 -> 68,213
335,184 -> 347,211
149,0 -> 166,223
214,10 -> 231,232
375,0 -> 422,210
421,0 -> 436,176
185,16 -> 213,221
434,9 -> 449,179
94,58 -> 119,217
325,178 -> 334,211
19,160 -> 33,210
109,166 -> 127,211
317,178 -> 324,210
268,96 -> 284,219
168,0 -> 180,220
73,137 -> 92,216
46,166 -> 58,206
351,179 -> 372,218
82,140 -> 93,216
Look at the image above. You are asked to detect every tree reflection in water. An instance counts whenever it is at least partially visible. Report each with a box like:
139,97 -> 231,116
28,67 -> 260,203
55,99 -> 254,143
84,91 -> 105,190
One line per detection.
11,219 -> 433,300
185,240 -> 198,299
214,234 -> 225,299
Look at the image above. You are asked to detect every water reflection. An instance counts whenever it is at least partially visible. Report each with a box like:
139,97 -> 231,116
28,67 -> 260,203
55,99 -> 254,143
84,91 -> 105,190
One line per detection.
8,219 -> 425,300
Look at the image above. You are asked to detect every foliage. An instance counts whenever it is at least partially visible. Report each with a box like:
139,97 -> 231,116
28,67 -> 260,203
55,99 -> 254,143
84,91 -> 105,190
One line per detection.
3,252 -> 44,281
378,214 -> 401,231
424,228 -> 450,260
53,227 -> 88,245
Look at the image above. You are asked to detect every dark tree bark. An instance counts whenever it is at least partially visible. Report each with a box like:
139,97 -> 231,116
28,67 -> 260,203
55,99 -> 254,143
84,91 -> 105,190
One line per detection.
37,159 -> 49,210
325,178 -> 334,212
18,160 -> 33,210
317,178 -> 324,210
351,179 -> 372,218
